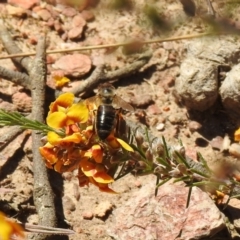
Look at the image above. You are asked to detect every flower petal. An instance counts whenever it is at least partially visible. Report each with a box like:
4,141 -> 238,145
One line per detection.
80,158 -> 97,177
54,158 -> 80,173
47,131 -> 62,145
98,183 -> 118,194
0,212 -> 24,240
235,128 -> 240,141
91,145 -> 103,163
49,92 -> 74,113
39,145 -> 58,164
47,112 -> 67,128
67,102 -> 89,123
61,133 -> 82,143
54,76 -> 70,88
116,138 -> 134,152
93,171 -> 114,184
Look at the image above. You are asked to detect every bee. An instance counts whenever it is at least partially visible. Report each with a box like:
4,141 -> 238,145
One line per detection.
86,83 -> 134,140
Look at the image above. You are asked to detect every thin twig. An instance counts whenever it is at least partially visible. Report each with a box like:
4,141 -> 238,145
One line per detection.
70,51 -> 152,96
22,223 -> 74,235
0,66 -> 31,89
0,19 -> 33,72
30,35 -> 57,240
0,126 -> 25,151
0,32 -> 214,60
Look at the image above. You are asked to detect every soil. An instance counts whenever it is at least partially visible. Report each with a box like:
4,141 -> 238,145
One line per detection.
1,0 -> 240,239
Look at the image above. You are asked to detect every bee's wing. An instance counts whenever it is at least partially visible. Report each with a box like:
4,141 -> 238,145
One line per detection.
112,96 -> 134,111
85,96 -> 101,109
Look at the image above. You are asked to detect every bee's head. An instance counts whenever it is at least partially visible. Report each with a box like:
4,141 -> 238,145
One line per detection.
98,83 -> 115,99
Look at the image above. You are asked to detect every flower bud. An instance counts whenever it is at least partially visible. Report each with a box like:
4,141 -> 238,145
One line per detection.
135,130 -> 144,146
145,147 -> 153,162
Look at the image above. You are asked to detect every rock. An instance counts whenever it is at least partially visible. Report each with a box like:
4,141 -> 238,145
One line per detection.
36,9 -> 52,21
175,57 -> 218,111
156,123 -> 165,131
226,198 -> 240,232
6,4 -> 27,17
63,196 -> 76,211
82,211 -> 93,220
210,136 -> 223,150
73,15 -> 86,28
52,54 -> 92,78
11,91 -> 32,112
188,120 -> 202,132
168,114 -> 184,124
94,201 -> 113,218
62,7 -> 77,17
187,37 -> 240,64
8,0 -> 39,9
68,26 -> 85,40
0,101 -> 17,112
81,10 -> 95,21
175,37 -> 240,111
229,143 -> 240,158
67,15 -> 86,40
108,178 -> 225,240
220,64 -> 240,117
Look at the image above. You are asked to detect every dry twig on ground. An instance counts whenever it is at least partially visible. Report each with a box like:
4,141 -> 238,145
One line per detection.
29,36 -> 58,240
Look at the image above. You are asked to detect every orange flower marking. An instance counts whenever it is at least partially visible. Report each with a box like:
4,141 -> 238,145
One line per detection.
84,144 -> 103,163
39,143 -> 58,165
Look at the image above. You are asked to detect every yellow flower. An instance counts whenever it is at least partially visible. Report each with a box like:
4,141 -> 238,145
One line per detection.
47,93 -> 88,129
0,212 -> 24,240
53,75 -> 70,88
47,131 -> 82,145
107,135 -> 134,152
79,158 -> 117,193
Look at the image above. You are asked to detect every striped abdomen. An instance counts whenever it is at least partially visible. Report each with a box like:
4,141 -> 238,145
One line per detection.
96,105 -> 116,140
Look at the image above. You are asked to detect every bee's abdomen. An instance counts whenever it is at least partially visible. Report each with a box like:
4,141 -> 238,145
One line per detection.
96,105 -> 116,140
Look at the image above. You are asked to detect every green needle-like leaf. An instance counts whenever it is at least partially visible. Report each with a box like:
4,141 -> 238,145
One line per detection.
0,110 -> 64,136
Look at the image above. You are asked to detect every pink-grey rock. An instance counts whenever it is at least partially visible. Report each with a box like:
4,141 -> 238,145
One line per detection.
11,91 -> 32,112
188,120 -> 202,132
220,64 -> 240,117
36,9 -> 52,21
227,198 -> 240,233
8,0 -> 39,9
108,178 -> 225,240
6,4 -> 27,17
94,201 -> 113,218
82,211 -> 93,220
63,196 -> 76,211
52,54 -> 92,78
175,37 -> 240,111
68,26 -> 85,40
209,136 -> 223,150
73,15 -> 86,27
175,57 -> 218,111
81,10 -> 95,21
62,7 -> 77,17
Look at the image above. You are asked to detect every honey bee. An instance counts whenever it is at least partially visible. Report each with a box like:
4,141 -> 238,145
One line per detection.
86,83 -> 134,140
